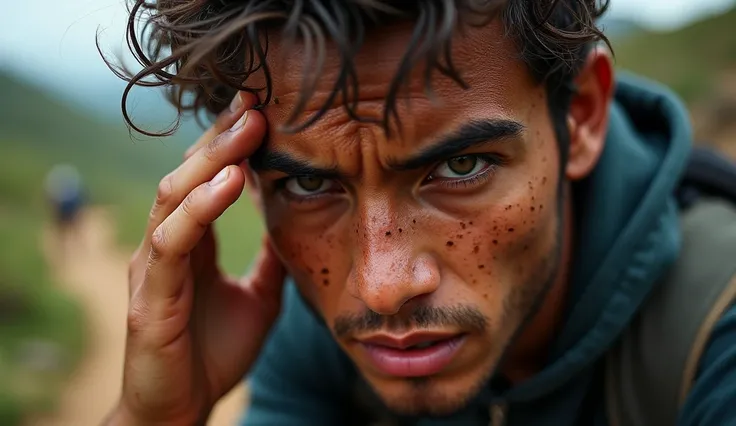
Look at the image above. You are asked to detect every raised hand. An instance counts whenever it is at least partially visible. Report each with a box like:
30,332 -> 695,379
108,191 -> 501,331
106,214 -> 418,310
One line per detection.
109,93 -> 286,425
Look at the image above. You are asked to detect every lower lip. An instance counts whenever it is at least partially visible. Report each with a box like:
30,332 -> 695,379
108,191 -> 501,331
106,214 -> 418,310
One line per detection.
361,336 -> 466,378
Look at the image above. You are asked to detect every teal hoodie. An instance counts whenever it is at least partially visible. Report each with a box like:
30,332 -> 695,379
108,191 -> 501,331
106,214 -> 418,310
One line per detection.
242,73 -> 736,425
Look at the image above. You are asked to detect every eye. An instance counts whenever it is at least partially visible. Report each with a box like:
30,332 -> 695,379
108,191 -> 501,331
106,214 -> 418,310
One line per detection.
432,155 -> 488,179
284,176 -> 334,196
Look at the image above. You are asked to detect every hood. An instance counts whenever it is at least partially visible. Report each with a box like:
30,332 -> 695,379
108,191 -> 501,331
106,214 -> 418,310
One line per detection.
506,72 -> 693,401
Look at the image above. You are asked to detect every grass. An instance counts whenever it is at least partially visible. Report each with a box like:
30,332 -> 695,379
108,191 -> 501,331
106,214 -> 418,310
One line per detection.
0,144 -> 86,425
613,7 -> 736,104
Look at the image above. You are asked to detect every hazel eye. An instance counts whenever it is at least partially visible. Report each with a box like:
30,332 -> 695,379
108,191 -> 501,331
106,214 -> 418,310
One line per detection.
284,176 -> 333,196
433,155 -> 487,179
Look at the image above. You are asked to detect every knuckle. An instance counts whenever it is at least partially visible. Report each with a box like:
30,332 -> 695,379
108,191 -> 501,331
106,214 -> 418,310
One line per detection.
126,296 -> 149,336
180,191 -> 200,223
155,174 -> 174,207
203,132 -> 226,162
149,226 -> 168,261
180,190 -> 210,230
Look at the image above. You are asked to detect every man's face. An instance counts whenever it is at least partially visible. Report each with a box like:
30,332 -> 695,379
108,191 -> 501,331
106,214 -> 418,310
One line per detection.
251,20 -> 565,415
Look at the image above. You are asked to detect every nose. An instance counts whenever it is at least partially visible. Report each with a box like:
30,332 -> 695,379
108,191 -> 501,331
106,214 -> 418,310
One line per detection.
349,204 -> 440,315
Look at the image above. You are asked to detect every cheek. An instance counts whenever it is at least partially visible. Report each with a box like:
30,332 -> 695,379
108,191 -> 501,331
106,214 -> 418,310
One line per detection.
444,168 -> 559,290
266,217 -> 350,309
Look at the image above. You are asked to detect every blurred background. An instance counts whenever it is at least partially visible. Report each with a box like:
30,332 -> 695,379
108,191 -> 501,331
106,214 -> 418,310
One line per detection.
1,0 -> 735,425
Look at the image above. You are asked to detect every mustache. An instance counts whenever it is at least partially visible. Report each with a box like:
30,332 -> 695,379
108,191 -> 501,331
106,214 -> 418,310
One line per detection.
333,305 -> 488,338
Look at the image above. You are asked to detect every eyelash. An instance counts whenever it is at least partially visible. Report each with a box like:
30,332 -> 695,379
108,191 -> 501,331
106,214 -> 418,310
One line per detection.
276,154 -> 502,204
275,179 -> 341,204
426,154 -> 501,190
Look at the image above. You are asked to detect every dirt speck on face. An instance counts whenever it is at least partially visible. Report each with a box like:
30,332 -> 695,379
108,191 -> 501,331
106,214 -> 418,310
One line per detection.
446,241 -> 454,247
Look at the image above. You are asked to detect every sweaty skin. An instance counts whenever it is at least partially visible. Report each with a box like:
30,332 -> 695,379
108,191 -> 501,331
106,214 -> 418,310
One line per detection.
246,21 -> 581,416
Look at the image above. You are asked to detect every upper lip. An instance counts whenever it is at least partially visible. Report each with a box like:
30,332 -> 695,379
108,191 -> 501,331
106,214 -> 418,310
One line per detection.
357,332 -> 461,349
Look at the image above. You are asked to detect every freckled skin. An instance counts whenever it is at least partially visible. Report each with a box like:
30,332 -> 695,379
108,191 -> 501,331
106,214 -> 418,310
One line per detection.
252,21 -> 575,416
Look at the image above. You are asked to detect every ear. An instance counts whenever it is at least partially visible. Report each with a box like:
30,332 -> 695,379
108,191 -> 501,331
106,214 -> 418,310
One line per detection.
565,47 -> 615,181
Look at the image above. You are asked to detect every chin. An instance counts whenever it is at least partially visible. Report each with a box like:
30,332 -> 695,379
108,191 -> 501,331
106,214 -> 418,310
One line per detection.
362,358 -> 497,417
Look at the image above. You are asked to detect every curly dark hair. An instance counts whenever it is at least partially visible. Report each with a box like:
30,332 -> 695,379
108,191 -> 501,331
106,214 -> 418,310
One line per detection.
102,0 -> 610,143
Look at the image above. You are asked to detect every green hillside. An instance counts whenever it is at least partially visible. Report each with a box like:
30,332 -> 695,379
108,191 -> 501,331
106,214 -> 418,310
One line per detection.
0,70 -> 263,270
613,7 -> 736,104
0,70 -> 262,424
0,73 -> 186,187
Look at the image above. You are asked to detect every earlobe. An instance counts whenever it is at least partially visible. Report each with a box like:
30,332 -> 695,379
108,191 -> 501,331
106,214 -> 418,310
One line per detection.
565,47 -> 615,181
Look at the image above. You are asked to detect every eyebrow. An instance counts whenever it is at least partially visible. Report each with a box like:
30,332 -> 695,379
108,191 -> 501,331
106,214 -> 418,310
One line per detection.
387,119 -> 524,171
249,118 -> 524,177
249,150 -> 342,178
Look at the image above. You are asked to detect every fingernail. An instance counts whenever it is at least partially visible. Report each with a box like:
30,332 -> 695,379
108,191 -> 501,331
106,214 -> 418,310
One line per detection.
230,110 -> 249,132
210,167 -> 230,186
230,92 -> 243,113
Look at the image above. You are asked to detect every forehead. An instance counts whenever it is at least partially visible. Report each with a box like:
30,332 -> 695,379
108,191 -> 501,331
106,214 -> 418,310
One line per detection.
257,19 -> 543,153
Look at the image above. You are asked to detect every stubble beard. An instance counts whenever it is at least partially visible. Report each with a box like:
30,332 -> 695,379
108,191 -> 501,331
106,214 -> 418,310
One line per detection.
377,199 -> 565,418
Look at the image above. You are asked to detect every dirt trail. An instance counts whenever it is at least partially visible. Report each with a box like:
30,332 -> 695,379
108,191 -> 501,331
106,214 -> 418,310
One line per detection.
27,208 -> 247,426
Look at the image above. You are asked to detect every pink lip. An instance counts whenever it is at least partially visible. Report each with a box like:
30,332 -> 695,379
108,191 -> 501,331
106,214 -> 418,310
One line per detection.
358,333 -> 466,378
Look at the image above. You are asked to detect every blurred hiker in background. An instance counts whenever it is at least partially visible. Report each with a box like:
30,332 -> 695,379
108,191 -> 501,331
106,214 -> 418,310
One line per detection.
44,164 -> 86,251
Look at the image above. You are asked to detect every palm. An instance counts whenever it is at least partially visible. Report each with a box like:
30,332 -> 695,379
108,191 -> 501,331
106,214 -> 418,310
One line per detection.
194,273 -> 280,403
188,227 -> 283,408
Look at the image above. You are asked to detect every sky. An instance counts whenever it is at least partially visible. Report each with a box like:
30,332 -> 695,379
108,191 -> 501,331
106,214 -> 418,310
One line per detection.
1,0 -> 735,117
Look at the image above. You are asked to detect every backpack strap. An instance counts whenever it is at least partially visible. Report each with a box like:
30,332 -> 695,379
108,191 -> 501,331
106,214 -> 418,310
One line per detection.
605,196 -> 736,426
677,147 -> 736,209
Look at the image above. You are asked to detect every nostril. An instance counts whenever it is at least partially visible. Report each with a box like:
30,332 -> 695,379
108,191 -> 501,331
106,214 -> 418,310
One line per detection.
363,289 -> 406,316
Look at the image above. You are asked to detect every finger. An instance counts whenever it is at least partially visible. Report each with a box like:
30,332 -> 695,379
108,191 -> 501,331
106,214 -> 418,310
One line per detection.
241,237 -> 287,308
191,225 -> 218,279
145,109 -> 267,247
184,92 -> 258,160
145,165 -> 245,302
